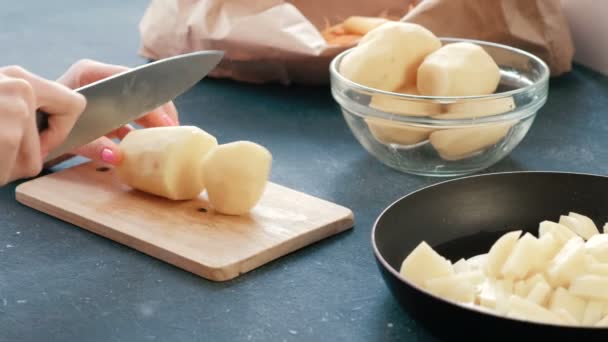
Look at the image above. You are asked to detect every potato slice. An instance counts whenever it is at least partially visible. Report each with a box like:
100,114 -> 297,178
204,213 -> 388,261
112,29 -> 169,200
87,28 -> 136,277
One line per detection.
559,215 -> 596,240
585,234 -> 608,263
532,233 -> 562,274
202,141 -> 272,215
340,22 -> 441,91
569,275 -> 608,301
555,309 -> 580,326
524,274 -> 548,296
539,220 -> 577,245
526,277 -> 552,306
484,230 -> 522,278
417,42 -> 500,96
453,258 -> 470,274
596,314 -> 608,327
425,272 -> 483,303
568,212 -> 600,239
587,263 -> 608,276
549,287 -> 587,323
514,280 -> 528,297
400,241 -> 454,287
507,295 -> 564,325
501,233 -> 539,280
467,253 -> 487,271
429,122 -> 513,161
433,97 -> 515,120
582,301 -> 605,326
117,126 -> 218,200
342,16 -> 390,35
546,236 -> 586,287
478,278 -> 512,312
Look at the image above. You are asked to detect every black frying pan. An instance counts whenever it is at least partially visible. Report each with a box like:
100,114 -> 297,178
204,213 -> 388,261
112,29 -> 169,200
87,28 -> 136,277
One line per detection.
372,171 -> 608,340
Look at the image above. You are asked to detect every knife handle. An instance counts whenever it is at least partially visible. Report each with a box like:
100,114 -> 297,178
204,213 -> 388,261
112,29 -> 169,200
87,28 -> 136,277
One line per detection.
36,110 -> 49,132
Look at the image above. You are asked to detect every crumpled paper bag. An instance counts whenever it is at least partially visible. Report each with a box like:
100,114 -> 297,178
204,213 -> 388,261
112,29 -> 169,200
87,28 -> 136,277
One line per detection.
139,0 -> 574,85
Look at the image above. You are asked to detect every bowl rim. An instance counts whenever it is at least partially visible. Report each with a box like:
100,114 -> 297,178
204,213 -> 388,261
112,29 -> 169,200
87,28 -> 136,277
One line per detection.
370,170 -> 608,329
330,37 -> 550,126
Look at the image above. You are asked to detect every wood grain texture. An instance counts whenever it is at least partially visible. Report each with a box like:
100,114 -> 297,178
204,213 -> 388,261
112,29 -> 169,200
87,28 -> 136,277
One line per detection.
15,162 -> 354,281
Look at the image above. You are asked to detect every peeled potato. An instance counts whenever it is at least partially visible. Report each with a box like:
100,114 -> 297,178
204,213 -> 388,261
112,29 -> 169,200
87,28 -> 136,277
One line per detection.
433,97 -> 515,120
400,241 -> 454,287
365,118 -> 433,146
340,22 -> 441,91
417,42 -> 500,96
501,233 -> 539,280
569,275 -> 608,301
546,237 -> 586,288
549,287 -> 587,323
117,126 -> 218,200
202,141 -> 272,215
485,230 -> 522,278
342,16 -> 390,35
429,122 -> 513,161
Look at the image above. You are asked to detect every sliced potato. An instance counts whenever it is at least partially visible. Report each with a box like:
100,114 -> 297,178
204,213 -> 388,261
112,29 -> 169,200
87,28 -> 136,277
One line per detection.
399,241 -> 454,287
466,253 -> 487,271
559,215 -> 595,240
568,212 -> 600,239
587,263 -> 608,276
507,295 -> 564,325
549,287 -> 587,323
532,233 -> 562,274
202,141 -> 272,215
429,122 -> 513,161
596,314 -> 608,326
569,275 -> 608,301
585,234 -> 608,263
340,22 -> 441,91
117,126 -> 218,200
453,258 -> 470,274
539,220 -> 577,244
484,230 -> 521,278
526,277 -> 552,306
425,272 -> 482,303
582,301 -> 605,326
501,233 -> 539,280
546,237 -> 586,287
555,308 -> 580,326
417,42 -> 500,96
514,280 -> 528,297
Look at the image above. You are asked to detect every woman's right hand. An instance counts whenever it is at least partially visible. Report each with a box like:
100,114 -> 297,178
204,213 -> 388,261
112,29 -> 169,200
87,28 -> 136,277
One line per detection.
0,66 -> 86,186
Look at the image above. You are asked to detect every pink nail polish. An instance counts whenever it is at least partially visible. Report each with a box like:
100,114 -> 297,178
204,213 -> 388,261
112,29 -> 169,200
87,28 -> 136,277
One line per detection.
101,148 -> 115,164
162,114 -> 177,126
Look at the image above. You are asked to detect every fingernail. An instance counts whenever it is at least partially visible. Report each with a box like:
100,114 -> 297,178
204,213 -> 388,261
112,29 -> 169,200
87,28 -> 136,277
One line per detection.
101,148 -> 116,164
162,114 -> 177,126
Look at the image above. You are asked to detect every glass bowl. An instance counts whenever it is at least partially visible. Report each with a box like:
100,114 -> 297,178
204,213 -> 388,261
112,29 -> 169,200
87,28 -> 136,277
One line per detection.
330,38 -> 549,177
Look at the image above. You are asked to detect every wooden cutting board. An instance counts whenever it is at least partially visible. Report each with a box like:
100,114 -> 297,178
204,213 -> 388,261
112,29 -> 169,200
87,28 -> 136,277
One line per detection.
15,162 -> 354,281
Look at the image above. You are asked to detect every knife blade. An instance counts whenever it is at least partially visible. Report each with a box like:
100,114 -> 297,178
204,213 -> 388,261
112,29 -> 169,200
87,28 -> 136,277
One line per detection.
39,50 -> 224,161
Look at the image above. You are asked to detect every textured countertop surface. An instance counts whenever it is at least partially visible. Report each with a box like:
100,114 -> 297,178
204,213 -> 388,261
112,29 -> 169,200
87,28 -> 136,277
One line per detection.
1,1 -> 607,341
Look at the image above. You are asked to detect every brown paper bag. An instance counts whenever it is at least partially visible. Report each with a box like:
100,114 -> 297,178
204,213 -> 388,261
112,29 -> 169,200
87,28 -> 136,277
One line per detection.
139,0 -> 573,85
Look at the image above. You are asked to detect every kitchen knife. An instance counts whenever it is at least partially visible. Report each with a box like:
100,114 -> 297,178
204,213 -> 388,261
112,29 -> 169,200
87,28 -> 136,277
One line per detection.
38,50 -> 224,162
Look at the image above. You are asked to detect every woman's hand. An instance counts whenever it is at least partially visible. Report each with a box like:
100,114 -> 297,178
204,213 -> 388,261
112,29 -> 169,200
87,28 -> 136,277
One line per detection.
0,66 -> 86,185
55,59 -> 180,165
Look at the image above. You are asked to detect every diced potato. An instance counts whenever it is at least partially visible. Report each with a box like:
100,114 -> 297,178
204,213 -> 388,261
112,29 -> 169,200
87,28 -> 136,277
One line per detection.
587,263 -> 608,276
501,233 -> 539,280
549,287 -> 587,323
546,237 -> 586,287
400,241 -> 454,287
524,274 -> 548,296
526,278 -> 552,306
340,22 -> 441,91
417,42 -> 500,96
559,215 -> 596,240
365,118 -> 433,146
467,254 -> 487,271
539,221 -> 577,244
507,295 -> 564,325
429,122 -> 513,161
117,126 -> 218,200
484,230 -> 522,278
425,272 -> 481,303
554,309 -> 580,326
568,212 -> 599,239
433,97 -> 515,120
569,275 -> 608,301
514,280 -> 528,297
596,314 -> 608,326
585,234 -> 608,263
342,16 -> 389,35
453,258 -> 470,274
202,141 -> 272,215
532,233 -> 562,274
582,301 -> 605,326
